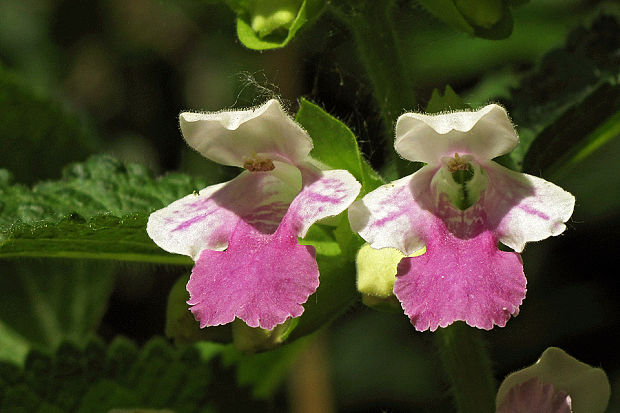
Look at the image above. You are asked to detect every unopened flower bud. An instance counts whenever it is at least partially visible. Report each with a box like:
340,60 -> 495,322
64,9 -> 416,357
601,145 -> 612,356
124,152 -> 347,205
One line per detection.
356,243 -> 425,311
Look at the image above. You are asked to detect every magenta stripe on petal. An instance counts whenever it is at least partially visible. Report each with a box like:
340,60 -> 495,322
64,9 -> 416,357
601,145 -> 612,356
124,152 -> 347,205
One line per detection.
393,216 -> 526,332
283,168 -> 361,238
186,219 -> 319,330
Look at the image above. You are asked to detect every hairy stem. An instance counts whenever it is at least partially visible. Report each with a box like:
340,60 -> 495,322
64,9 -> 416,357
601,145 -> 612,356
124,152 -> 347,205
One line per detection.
435,323 -> 497,413
330,0 -> 417,177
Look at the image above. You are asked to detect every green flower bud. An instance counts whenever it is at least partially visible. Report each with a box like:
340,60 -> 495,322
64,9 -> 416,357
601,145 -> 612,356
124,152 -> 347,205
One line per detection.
356,243 -> 425,311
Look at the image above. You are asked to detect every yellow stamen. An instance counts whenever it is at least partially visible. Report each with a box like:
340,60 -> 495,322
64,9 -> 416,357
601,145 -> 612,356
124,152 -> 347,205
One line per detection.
243,157 -> 275,172
447,153 -> 469,172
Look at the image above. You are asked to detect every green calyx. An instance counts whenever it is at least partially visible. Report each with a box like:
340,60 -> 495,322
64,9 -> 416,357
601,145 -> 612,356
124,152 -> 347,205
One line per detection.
165,274 -> 232,345
232,318 -> 299,352
434,154 -> 488,210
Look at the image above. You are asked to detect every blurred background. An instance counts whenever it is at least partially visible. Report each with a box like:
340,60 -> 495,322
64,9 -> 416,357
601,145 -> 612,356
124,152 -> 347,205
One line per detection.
1,0 -> 619,411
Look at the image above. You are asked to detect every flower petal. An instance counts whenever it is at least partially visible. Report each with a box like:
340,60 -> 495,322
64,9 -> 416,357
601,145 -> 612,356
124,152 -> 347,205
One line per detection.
395,104 -> 518,163
187,219 -> 319,330
483,162 -> 575,253
496,378 -> 572,413
146,162 -> 301,260
393,216 -> 526,331
282,167 -> 361,238
348,166 -> 437,255
496,347 -> 610,413
180,99 -> 313,167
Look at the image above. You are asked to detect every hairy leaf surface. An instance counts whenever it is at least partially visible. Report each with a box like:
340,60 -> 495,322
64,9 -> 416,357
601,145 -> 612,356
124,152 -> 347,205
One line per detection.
0,156 -> 204,264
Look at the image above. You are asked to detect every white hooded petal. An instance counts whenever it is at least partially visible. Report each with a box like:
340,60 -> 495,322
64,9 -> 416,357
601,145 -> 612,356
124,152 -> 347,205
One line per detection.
483,162 -> 575,253
146,161 -> 301,260
180,99 -> 313,167
395,104 -> 518,163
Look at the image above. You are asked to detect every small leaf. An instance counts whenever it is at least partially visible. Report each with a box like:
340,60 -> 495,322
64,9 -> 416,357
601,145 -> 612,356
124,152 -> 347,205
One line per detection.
425,85 -> 470,114
417,0 -> 514,40
289,100 -> 383,339
454,0 -> 513,40
292,220 -> 361,340
295,98 -> 383,193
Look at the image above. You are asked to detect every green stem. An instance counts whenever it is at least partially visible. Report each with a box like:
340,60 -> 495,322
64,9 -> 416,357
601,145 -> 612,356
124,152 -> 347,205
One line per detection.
435,323 -> 497,413
330,0 -> 417,177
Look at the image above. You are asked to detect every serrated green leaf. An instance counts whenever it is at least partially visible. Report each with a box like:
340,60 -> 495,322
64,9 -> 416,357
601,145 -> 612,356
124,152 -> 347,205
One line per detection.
231,0 -> 325,50
0,66 -> 99,184
0,155 -> 203,264
295,98 -> 383,193
0,337 -> 268,413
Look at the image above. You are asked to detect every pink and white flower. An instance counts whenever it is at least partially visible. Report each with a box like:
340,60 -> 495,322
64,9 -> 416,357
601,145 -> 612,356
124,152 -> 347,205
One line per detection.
496,347 -> 610,413
348,104 -> 575,331
147,99 -> 361,330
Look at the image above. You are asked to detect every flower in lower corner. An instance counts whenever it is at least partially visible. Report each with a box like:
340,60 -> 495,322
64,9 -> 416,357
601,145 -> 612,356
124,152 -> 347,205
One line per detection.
147,99 -> 361,330
496,347 -> 610,413
349,104 -> 575,331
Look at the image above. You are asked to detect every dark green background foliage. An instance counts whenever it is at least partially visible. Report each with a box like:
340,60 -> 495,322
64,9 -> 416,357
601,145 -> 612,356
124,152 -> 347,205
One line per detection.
0,338 -> 269,412
1,0 -> 619,412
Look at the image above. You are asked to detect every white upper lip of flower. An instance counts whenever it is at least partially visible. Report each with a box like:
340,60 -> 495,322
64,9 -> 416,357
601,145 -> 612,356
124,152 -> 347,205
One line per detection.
394,104 -> 519,164
179,99 -> 314,167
